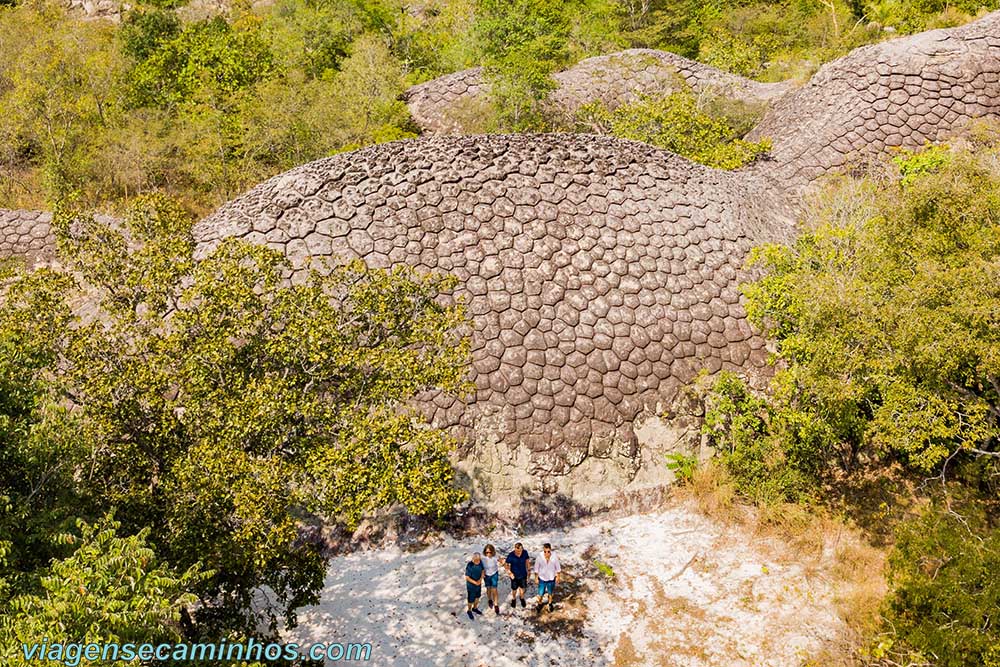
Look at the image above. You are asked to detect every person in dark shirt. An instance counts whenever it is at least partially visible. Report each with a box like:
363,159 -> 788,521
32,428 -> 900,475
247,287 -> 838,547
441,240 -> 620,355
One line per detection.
504,542 -> 530,608
464,552 -> 485,620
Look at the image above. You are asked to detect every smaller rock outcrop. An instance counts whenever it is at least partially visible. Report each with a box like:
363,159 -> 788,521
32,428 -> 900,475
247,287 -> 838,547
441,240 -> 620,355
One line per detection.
404,50 -> 794,134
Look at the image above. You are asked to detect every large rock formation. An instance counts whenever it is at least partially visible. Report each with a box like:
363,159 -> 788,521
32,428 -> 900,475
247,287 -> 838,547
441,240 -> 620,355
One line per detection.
6,13 -> 1000,511
195,13 -> 1000,508
748,12 -> 1000,190
405,50 -> 793,134
194,135 -> 780,505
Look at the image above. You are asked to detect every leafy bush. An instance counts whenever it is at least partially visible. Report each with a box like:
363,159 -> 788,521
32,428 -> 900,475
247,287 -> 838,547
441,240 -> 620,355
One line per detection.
593,558 -> 616,579
125,15 -> 277,110
744,144 -> 1000,474
664,452 -> 699,485
119,7 -> 181,62
474,0 -> 569,130
576,88 -> 771,169
3,518 -> 206,665
891,141 -> 950,186
874,506 -> 1000,667
701,372 -> 827,504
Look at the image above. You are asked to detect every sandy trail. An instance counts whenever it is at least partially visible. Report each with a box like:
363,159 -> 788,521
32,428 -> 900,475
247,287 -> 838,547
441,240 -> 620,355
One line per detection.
287,504 -> 844,666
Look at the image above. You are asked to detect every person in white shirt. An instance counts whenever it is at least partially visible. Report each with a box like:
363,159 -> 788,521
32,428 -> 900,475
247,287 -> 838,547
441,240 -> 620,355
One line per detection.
532,542 -> 560,612
481,543 -> 501,615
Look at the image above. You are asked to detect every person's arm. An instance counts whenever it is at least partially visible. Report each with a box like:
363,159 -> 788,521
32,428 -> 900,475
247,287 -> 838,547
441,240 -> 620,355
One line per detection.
554,557 -> 561,584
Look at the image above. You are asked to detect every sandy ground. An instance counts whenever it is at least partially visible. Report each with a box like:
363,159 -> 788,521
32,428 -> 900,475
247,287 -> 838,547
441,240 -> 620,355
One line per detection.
287,504 -> 844,666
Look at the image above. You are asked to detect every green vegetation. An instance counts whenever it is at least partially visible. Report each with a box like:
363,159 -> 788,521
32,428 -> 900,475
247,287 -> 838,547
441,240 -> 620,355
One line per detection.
576,89 -> 772,169
3,1 -> 1000,663
593,558 -> 616,579
0,194 -> 469,650
0,1 -> 434,212
875,505 -> 1000,667
3,0 -> 995,210
701,141 -> 1000,664
664,451 -> 699,485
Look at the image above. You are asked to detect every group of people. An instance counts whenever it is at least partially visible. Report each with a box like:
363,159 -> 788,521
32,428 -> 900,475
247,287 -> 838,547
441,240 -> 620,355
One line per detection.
463,542 -> 561,620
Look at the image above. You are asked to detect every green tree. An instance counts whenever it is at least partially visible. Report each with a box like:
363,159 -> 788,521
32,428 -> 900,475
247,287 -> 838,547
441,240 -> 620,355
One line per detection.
0,194 -> 469,638
877,505 -> 1000,667
0,4 -> 123,201
743,145 -> 1000,473
2,518 -> 206,667
125,14 -> 276,111
474,0 -> 569,129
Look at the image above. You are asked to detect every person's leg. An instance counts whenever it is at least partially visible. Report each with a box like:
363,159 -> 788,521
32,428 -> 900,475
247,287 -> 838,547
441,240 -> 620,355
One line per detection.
471,588 -> 483,614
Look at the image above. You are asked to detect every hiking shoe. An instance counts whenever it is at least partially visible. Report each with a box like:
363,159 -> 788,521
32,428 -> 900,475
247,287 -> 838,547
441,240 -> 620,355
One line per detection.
494,604 -> 500,615
510,598 -> 516,608
467,611 -> 474,620
472,607 -> 483,615
520,598 -> 526,608
547,603 -> 554,613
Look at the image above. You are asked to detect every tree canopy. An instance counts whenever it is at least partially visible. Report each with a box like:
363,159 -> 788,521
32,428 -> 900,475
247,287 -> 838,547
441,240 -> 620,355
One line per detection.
0,194 -> 469,646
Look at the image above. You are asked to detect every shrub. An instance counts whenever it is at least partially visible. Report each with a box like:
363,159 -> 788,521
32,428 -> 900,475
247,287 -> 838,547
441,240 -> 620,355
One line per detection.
575,88 -> 771,169
664,452 -> 699,485
701,372 -> 825,504
744,144 -> 1000,474
874,506 -> 1000,667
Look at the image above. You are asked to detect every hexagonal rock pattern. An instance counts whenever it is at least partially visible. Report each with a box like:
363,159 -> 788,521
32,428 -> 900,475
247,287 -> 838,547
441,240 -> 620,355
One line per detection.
405,49 -> 793,135
6,12 -> 1000,506
193,134 -> 779,489
748,12 -> 1000,191
0,209 -> 56,268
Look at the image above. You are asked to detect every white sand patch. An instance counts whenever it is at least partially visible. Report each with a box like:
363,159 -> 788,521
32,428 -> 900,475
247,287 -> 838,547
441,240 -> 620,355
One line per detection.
287,503 -> 844,666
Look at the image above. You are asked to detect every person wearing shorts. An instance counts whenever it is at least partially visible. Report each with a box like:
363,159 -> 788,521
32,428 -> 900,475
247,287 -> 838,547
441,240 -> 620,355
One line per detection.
533,543 -> 560,612
504,542 -> 530,608
481,544 -> 501,614
464,552 -> 485,620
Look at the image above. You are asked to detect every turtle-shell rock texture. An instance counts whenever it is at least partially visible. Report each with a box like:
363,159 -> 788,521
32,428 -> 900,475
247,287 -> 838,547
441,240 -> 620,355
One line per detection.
749,12 -> 1000,190
0,209 -> 55,268
405,49 -> 793,135
6,13 -> 1000,510
194,13 -> 1000,507
194,135 -> 782,503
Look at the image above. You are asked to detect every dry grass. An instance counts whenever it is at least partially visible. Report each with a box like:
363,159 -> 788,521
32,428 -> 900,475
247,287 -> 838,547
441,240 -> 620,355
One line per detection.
613,632 -> 644,667
676,462 -> 891,666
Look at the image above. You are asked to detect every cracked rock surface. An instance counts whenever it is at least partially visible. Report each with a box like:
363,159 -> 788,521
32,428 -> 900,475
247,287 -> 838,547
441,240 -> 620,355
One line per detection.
749,12 -> 1000,191
405,49 -> 792,135
6,13 -> 1000,507
0,209 -> 55,268
195,135 -> 778,493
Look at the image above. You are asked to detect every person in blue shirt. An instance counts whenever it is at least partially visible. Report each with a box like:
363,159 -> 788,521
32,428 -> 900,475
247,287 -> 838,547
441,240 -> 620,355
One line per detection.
464,552 -> 485,620
504,542 -> 530,608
